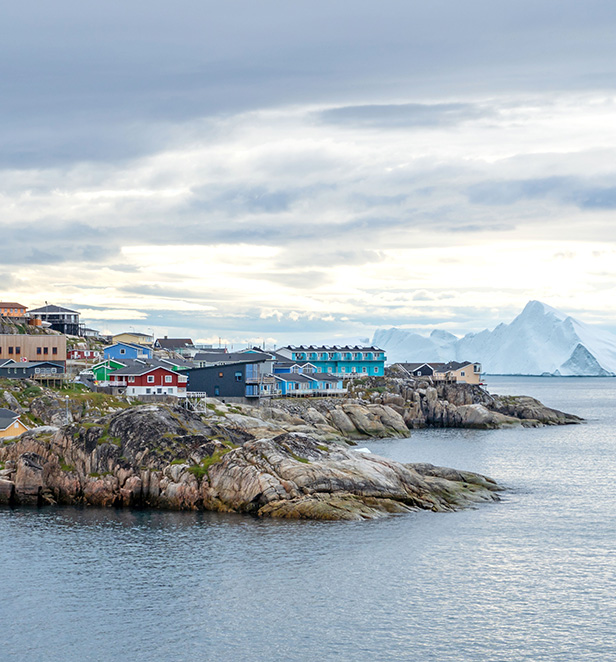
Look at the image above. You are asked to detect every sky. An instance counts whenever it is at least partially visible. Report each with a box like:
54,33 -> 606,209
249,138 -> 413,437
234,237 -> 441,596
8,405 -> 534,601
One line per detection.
2,1 -> 616,346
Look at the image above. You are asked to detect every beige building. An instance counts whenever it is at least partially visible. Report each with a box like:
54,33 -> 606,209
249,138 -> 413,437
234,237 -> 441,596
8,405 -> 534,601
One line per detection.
0,408 -> 28,439
398,361 -> 483,385
0,334 -> 67,364
112,331 -> 154,346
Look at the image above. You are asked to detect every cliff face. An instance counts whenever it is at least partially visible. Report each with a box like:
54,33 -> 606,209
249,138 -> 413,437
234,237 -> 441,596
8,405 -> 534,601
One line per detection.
0,405 -> 501,519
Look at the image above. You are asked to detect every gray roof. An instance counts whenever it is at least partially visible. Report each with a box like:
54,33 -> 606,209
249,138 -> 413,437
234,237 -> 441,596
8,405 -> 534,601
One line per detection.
155,338 -> 194,349
111,363 -> 178,377
0,408 -> 19,429
0,361 -> 65,369
194,351 -> 271,364
29,304 -> 80,315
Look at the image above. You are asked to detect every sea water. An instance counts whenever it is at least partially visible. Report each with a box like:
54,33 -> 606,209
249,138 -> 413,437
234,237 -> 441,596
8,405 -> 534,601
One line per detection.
1,377 -> 615,661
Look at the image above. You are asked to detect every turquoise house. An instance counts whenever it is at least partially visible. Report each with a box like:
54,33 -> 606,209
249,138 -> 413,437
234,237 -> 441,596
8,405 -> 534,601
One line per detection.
277,346 -> 386,377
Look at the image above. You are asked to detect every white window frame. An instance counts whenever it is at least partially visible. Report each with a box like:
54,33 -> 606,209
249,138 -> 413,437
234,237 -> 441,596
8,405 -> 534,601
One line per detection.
165,375 -> 173,383
147,375 -> 155,383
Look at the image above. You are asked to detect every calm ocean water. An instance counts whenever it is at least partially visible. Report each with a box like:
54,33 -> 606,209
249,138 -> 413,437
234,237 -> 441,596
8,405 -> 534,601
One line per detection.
2,377 -> 615,662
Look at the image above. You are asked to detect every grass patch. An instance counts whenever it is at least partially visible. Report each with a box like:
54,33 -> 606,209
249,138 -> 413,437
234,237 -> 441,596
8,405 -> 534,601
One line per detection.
22,385 -> 43,398
60,460 -> 75,472
88,471 -> 114,478
188,448 -> 231,480
316,444 -> 329,451
290,451 -> 310,464
170,458 -> 188,465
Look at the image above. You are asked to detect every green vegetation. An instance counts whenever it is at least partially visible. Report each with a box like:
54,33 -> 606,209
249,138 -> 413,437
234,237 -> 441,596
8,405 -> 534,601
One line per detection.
188,448 -> 232,480
88,471 -> 114,478
22,385 -> 42,398
170,458 -> 188,465
59,459 -> 75,472
317,444 -> 329,451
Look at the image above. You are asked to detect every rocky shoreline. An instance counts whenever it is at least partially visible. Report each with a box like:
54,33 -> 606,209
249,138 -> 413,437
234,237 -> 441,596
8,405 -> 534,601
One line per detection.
0,374 -> 581,519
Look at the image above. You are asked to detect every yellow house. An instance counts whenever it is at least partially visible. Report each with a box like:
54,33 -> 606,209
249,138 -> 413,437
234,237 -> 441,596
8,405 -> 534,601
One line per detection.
112,332 -> 154,346
0,408 -> 28,439
433,361 -> 483,385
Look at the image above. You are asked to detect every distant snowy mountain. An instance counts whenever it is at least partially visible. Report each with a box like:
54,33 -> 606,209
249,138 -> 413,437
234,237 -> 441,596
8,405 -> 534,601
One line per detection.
373,301 -> 616,376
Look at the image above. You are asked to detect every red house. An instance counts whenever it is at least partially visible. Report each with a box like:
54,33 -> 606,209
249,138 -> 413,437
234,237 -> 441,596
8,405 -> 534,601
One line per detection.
68,349 -> 101,360
109,364 -> 187,396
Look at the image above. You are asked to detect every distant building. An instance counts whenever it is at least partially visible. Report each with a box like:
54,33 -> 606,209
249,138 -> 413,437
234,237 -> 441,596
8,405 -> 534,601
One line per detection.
187,358 -> 275,401
0,360 -> 66,379
0,408 -> 28,439
0,302 -> 27,318
397,361 -> 483,385
274,372 -> 345,396
28,304 -> 81,336
68,349 -> 101,360
112,331 -> 154,346
103,342 -> 153,361
277,346 -> 386,377
154,337 -> 194,355
0,334 -> 66,364
108,364 -> 187,397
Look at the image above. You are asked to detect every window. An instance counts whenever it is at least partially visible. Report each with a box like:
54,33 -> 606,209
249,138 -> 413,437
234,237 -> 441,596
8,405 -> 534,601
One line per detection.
374,367 -> 378,374
147,375 -> 155,383
15,347 -> 20,355
146,388 -> 151,394
37,347 -> 42,355
51,368 -> 56,373
341,367 -> 346,373
128,377 -> 135,383
474,364 -> 481,373
44,347 -> 48,355
165,375 -> 173,383
8,347 -> 13,354
362,367 -> 367,373
52,347 -> 58,355
460,371 -> 465,376
235,371 -> 242,382
157,388 -> 162,393
214,386 -> 220,396
35,368 -> 40,374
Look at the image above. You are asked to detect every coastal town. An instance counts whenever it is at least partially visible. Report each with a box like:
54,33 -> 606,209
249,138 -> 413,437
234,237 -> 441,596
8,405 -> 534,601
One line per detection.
0,300 -> 484,436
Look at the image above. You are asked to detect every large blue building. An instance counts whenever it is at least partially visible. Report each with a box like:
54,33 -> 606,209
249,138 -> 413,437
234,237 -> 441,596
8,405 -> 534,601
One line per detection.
276,346 -> 386,377
103,342 -> 153,361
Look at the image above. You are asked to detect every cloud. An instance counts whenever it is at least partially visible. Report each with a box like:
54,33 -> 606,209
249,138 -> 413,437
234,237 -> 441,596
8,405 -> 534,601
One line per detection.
467,177 -> 616,210
316,102 -> 496,129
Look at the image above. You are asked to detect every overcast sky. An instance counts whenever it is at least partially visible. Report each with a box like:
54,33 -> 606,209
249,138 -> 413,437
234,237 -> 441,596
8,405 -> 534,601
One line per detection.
2,1 -> 616,345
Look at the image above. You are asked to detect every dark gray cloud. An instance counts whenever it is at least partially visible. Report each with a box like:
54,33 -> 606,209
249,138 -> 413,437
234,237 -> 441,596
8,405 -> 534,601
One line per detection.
2,1 -> 616,167
316,103 -> 495,129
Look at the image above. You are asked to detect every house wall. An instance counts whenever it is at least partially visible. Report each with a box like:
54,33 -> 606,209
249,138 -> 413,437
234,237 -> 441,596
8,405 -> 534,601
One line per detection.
0,335 -> 66,363
452,364 -> 482,384
0,419 -> 28,438
110,367 -> 187,395
187,363 -> 251,398
0,362 -> 65,378
0,304 -> 27,317
113,333 -> 153,346
282,349 -> 386,376
104,343 -> 153,360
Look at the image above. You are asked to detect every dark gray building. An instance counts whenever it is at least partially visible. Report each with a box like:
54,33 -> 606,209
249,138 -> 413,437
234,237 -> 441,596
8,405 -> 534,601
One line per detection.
0,360 -> 66,379
187,358 -> 274,401
28,304 -> 81,336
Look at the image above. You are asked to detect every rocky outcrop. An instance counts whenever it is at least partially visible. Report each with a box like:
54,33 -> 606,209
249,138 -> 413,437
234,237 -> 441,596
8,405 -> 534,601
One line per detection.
490,395 -> 583,425
345,372 -> 583,430
0,405 -> 501,519
203,433 -> 500,520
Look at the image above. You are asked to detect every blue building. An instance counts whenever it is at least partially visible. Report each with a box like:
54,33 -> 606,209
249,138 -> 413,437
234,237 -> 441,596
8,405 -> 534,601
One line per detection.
103,342 -> 153,361
277,346 -> 386,377
275,372 -> 345,396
